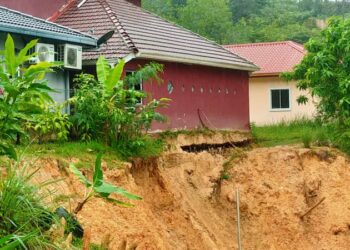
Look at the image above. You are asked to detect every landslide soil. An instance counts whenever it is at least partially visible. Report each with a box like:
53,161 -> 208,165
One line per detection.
32,144 -> 350,250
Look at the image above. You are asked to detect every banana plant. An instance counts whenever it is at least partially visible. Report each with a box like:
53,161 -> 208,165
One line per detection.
0,34 -> 60,159
70,154 -> 142,214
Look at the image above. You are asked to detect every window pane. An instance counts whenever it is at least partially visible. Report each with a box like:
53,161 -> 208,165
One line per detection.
280,89 -> 290,108
271,90 -> 280,109
134,82 -> 142,91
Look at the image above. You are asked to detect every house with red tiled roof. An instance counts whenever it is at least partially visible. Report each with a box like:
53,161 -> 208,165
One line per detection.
54,0 -> 261,131
0,0 -> 259,131
225,41 -> 316,125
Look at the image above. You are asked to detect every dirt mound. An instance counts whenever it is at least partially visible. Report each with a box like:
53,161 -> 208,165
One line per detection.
221,146 -> 350,250
31,145 -> 350,249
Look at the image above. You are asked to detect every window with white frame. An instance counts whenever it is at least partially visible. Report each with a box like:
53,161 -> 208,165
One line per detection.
270,88 -> 290,110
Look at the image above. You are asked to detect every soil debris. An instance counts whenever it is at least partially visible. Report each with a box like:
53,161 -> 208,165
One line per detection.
30,143 -> 350,249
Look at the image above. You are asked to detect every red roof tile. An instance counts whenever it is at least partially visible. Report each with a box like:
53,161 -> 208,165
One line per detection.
55,0 -> 131,60
224,41 -> 305,76
54,0 -> 258,71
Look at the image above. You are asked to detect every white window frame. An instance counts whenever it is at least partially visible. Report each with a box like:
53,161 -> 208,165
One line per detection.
269,87 -> 292,112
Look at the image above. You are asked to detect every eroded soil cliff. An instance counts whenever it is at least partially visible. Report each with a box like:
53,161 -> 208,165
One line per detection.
32,140 -> 350,249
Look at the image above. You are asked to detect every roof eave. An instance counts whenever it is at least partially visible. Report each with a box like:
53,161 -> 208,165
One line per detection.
137,51 -> 259,72
0,24 -> 97,46
251,72 -> 281,77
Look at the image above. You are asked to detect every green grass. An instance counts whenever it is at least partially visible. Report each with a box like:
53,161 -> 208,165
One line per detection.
17,138 -> 164,170
112,136 -> 164,159
251,119 -> 330,147
72,238 -> 107,250
18,141 -> 124,170
0,164 -> 58,249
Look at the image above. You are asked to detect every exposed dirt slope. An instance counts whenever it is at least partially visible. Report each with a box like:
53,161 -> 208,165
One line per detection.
32,145 -> 350,249
221,146 -> 350,250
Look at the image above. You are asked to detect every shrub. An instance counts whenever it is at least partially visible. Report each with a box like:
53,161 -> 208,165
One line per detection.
71,57 -> 170,156
0,165 -> 57,249
113,136 -> 164,159
302,133 -> 312,148
0,34 -> 58,159
25,103 -> 72,143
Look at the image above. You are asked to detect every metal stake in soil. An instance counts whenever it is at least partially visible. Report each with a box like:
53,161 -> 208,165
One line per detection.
236,188 -> 242,250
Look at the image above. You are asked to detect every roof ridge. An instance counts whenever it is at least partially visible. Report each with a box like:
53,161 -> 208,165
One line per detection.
0,4 -> 95,39
286,41 -> 305,54
225,41 -> 305,54
100,0 -> 138,54
225,41 -> 295,48
49,0 -> 77,22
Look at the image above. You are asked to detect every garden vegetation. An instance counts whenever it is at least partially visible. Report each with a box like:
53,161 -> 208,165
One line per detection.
283,17 -> 350,153
0,34 -> 161,248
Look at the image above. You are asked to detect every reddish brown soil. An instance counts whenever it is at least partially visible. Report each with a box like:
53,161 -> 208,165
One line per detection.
32,144 -> 350,250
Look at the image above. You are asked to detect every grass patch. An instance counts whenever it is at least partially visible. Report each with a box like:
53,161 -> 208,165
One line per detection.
251,119 -> 330,147
17,141 -> 124,170
0,164 -> 57,249
112,136 -> 164,159
221,147 -> 248,180
72,238 -> 108,250
17,138 -> 164,170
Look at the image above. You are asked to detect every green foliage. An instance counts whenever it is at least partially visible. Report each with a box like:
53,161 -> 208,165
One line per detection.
144,0 -> 233,43
252,119 -> 329,147
0,34 -> 58,159
0,165 -> 56,249
283,17 -> 350,154
253,119 -> 350,154
114,136 -> 164,159
283,17 -> 350,126
229,0 -> 268,22
143,0 -> 350,44
176,0 -> 234,43
327,123 -> 350,154
70,154 -> 142,213
71,57 -> 169,157
302,132 -> 313,148
25,103 -> 72,143
0,232 -> 35,250
231,1 -> 319,43
221,173 -> 230,180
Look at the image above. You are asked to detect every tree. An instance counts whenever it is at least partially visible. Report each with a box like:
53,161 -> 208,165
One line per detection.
229,0 -> 268,22
231,0 -> 319,43
177,0 -> 233,43
142,0 -> 177,20
283,17 -> 350,126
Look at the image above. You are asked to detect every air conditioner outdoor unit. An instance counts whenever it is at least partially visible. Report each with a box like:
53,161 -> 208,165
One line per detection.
29,43 -> 55,64
58,44 -> 82,70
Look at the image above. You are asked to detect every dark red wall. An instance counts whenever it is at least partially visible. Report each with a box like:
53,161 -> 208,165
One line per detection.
0,0 -> 67,19
126,60 -> 250,131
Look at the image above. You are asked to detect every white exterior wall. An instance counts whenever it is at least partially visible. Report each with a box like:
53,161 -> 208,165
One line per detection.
0,32 -> 69,105
249,76 -> 317,125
